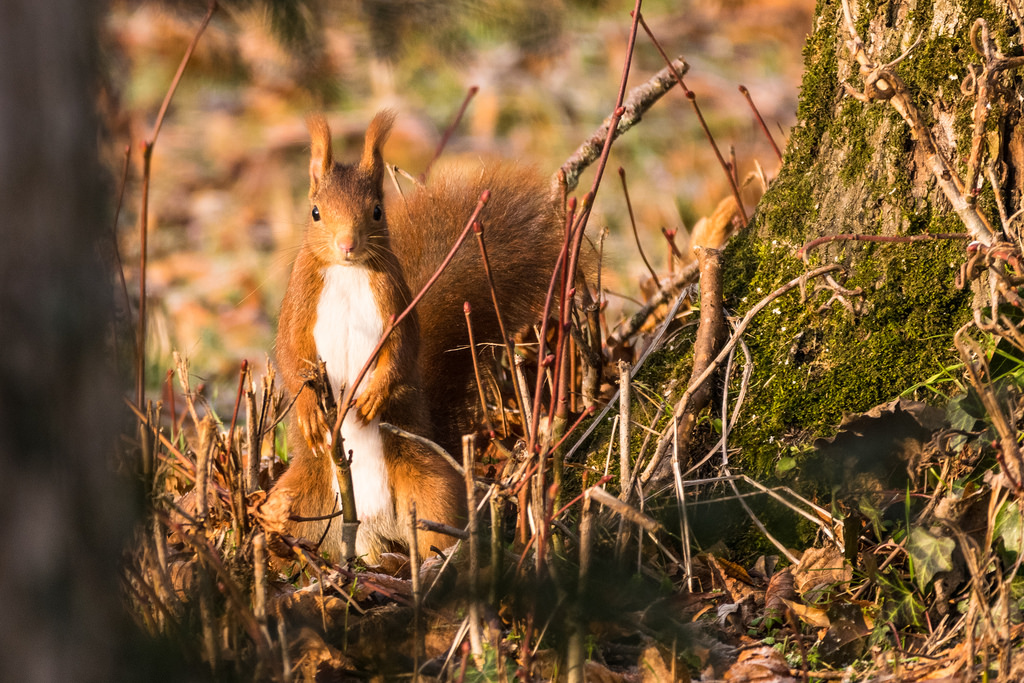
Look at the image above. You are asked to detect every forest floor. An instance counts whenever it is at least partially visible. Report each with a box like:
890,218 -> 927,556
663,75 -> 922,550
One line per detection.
111,0 -> 1024,681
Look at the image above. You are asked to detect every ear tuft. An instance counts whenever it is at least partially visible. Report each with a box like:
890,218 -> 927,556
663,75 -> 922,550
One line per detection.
359,109 -> 397,180
306,113 -> 333,194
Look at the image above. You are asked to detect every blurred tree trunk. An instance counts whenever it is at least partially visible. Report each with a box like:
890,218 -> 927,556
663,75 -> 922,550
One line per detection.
0,1 -> 139,681
680,0 -> 1022,475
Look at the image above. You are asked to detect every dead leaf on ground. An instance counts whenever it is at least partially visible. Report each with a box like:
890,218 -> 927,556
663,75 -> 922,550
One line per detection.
781,598 -> 830,628
288,626 -> 356,682
792,546 -> 851,601
276,589 -> 350,632
690,195 -> 742,255
640,642 -> 691,682
809,399 -> 946,497
817,601 -> 872,667
764,568 -> 796,619
723,646 -> 797,682
707,554 -> 763,604
584,659 -> 627,683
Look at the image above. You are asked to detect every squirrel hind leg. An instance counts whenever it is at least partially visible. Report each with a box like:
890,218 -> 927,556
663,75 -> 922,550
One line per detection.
386,438 -> 467,560
264,434 -> 342,551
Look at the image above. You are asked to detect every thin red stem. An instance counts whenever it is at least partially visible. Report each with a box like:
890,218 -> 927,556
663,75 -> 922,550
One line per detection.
473,221 -> 528,432
552,474 -> 613,521
463,302 -> 495,437
164,368 -> 177,442
661,226 -> 684,259
528,231 -> 571,454
739,85 -> 783,162
135,0 -> 218,406
638,13 -> 748,227
112,144 -> 132,316
332,191 -> 491,443
226,359 -> 248,462
423,85 -> 479,180
619,167 -> 660,284
548,404 -> 597,455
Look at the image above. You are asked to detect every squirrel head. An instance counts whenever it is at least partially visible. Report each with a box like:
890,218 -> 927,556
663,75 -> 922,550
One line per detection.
304,110 -> 396,266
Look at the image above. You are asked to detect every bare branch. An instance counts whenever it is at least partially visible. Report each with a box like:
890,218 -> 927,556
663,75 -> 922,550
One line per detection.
559,57 -> 689,193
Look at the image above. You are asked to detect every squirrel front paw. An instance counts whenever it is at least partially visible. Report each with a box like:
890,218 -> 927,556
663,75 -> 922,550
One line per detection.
296,391 -> 332,453
354,385 -> 386,423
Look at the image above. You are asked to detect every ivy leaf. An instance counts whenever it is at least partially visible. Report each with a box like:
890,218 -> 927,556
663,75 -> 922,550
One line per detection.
994,501 -> 1024,562
775,455 -> 797,476
908,526 -> 954,593
946,393 -> 982,432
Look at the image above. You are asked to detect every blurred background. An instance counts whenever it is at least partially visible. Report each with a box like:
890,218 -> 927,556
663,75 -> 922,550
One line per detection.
101,0 -> 814,397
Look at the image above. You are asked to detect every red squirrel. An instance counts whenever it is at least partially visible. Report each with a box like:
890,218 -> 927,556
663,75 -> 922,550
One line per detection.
270,110 -> 564,562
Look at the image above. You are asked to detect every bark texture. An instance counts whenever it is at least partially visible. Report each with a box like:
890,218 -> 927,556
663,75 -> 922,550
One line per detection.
0,1 -> 147,680
711,0 -> 1024,474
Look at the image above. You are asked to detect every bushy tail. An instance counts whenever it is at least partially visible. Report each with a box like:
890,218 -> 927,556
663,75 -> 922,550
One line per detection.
388,161 -> 565,453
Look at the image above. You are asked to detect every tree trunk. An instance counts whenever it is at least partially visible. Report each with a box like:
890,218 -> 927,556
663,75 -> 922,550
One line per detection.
0,1 -> 142,680
713,0 -> 1021,474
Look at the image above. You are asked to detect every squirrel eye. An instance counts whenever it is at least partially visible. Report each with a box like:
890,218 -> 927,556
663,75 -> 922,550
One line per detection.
373,204 -> 383,221
311,206 -> 321,222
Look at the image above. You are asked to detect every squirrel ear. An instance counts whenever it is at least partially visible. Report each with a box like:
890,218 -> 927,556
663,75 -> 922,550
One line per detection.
359,109 -> 396,184
306,113 -> 333,194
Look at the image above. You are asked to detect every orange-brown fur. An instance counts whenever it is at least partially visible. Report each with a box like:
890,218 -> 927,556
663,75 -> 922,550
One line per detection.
389,162 -> 565,454
270,110 -> 563,562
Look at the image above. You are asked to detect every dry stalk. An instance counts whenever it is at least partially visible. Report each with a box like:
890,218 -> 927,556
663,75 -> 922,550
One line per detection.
566,491 -> 595,683
646,247 -> 725,480
514,353 -> 534,434
463,435 -> 485,667
277,618 -> 292,682
408,503 -> 424,676
226,359 -> 247,460
110,143 -> 133,320
244,367 -> 260,495
149,514 -> 178,622
196,416 -> 215,523
528,234 -> 570,453
670,418 -> 694,591
417,518 -> 469,540
560,56 -> 689,193
252,533 -> 271,648
618,359 -> 633,500
489,486 -> 502,608
173,351 -> 203,430
578,284 -> 604,410
473,220 -> 529,431
198,567 -> 218,672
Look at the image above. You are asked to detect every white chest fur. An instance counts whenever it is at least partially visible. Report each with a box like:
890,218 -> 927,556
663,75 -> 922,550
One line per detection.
312,265 -> 400,553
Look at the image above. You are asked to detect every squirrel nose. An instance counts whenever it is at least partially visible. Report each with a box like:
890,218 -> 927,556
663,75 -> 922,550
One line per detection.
336,238 -> 355,258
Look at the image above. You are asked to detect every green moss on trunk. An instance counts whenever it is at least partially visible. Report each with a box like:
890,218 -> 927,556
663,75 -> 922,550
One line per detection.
712,0 -> 1018,474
